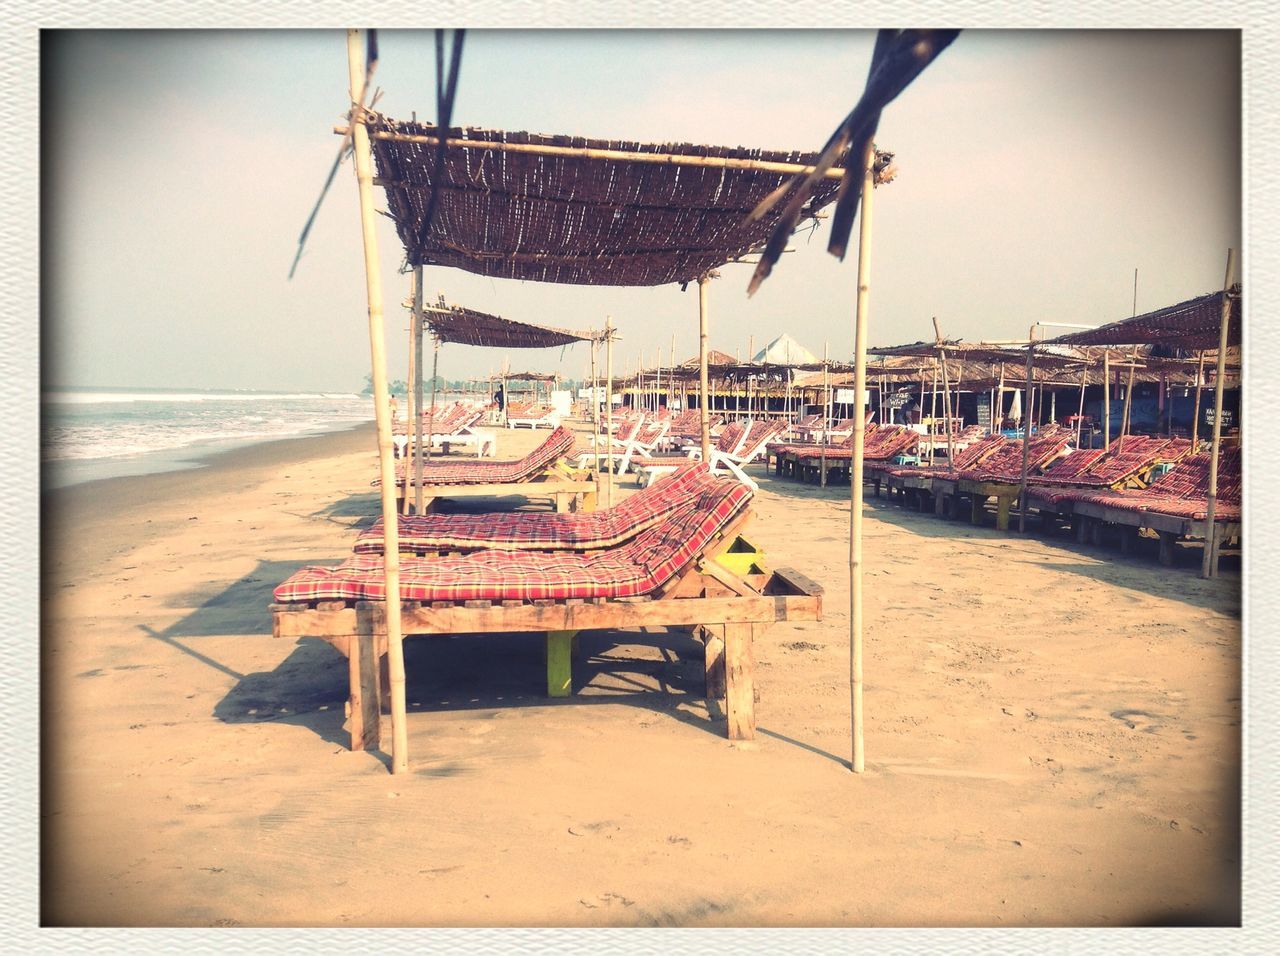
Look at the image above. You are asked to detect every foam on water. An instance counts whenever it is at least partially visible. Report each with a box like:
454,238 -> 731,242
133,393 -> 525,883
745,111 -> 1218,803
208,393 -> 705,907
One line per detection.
41,387 -> 376,487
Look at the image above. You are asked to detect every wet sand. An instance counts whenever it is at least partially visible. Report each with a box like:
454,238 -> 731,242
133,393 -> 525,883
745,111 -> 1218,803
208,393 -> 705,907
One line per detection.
41,421 -> 1241,927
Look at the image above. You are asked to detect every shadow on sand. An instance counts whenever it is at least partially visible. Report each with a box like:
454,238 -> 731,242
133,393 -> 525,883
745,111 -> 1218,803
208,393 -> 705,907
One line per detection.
135,559 -> 846,766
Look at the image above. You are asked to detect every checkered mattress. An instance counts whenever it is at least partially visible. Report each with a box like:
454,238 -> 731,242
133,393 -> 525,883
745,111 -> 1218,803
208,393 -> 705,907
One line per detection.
355,463 -> 716,554
375,425 -> 575,487
275,475 -> 754,603
1036,447 -> 1241,520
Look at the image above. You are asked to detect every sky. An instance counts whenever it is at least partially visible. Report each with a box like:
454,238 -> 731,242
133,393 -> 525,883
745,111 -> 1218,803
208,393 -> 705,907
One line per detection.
41,29 -> 1241,392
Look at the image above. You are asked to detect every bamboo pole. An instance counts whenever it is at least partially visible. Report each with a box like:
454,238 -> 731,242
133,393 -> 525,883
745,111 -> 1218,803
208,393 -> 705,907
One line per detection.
412,267 -> 425,511
1118,346 -> 1138,450
821,341 -> 830,487
698,275 -> 712,462
426,342 -> 440,465
605,317 -> 615,508
849,142 -> 875,775
930,363 -> 939,433
1201,248 -> 1236,578
346,29 -> 407,773
1017,328 -> 1036,533
932,317 -> 955,463
1192,351 -> 1206,448
589,339 -> 600,483
1075,362 -> 1088,449
402,284 -> 416,517
1102,350 -> 1111,450
670,333 -> 676,411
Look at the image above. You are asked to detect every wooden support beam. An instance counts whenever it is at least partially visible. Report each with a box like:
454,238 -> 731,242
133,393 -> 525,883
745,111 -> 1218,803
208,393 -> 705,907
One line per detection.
724,623 -> 756,740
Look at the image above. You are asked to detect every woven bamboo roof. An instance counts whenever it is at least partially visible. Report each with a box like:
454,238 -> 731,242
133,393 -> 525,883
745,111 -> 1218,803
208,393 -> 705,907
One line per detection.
1043,287 -> 1242,350
424,304 -> 598,349
367,117 -> 849,286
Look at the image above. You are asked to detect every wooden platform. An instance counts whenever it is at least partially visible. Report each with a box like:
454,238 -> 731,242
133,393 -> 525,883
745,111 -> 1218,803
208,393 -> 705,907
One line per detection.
272,565 -> 822,752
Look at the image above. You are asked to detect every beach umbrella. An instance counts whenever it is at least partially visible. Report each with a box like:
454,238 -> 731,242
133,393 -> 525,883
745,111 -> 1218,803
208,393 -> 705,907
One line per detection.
1009,388 -> 1022,425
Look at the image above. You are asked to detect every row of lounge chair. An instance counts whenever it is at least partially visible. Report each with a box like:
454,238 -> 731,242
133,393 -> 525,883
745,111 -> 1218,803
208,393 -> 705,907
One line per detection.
272,462 -> 823,752
867,425 -> 1238,571
393,402 -> 494,458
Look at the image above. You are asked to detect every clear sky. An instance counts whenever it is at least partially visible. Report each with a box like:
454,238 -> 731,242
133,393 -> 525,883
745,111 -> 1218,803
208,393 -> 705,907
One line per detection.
42,29 -> 1241,392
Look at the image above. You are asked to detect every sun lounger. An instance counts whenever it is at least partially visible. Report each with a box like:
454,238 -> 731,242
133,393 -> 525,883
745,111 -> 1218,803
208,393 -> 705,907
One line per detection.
356,462 -> 715,555
772,425 -> 921,484
376,425 -> 596,513
926,425 -> 1072,529
633,420 -> 781,490
577,418 -> 672,475
397,406 -> 496,458
506,404 -> 560,429
272,474 -> 824,751
1027,447 -> 1240,570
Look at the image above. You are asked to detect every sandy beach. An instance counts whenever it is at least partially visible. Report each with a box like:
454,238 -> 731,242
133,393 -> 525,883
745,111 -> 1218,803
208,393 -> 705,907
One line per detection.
40,422 -> 1241,928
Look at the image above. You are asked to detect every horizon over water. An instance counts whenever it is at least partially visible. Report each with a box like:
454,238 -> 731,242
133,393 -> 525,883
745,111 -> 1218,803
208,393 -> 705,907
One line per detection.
41,385 -> 378,489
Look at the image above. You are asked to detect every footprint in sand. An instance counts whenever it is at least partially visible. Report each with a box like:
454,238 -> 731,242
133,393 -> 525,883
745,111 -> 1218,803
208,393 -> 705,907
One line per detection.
1110,709 -> 1165,734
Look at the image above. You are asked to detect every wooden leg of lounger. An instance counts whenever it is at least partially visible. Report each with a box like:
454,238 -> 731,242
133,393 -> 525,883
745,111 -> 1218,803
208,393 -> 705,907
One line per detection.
546,630 -> 575,697
1119,526 -> 1137,555
723,623 -> 756,740
995,495 -> 1011,531
704,625 -> 726,704
1158,531 -> 1176,566
347,627 -> 382,752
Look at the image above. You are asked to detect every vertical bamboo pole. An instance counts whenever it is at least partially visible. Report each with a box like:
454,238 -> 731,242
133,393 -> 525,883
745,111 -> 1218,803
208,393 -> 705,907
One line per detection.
698,275 -> 712,463
1201,249 -> 1236,578
930,363 -> 939,436
849,142 -> 875,775
932,318 -> 955,462
589,338 -> 600,486
670,333 -> 676,410
1191,351 -> 1206,448
605,317 -> 615,507
1017,327 -> 1036,533
1075,362 -> 1088,449
412,267 -> 425,510
426,342 -> 440,462
402,283 -> 416,516
1118,346 -> 1138,450
346,29 -> 407,773
1102,350 -> 1111,450
821,342 -> 830,487
995,363 -> 1005,436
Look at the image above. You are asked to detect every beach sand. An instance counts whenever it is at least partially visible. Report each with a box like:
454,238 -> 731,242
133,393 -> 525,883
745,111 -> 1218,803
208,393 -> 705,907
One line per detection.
41,422 -> 1241,927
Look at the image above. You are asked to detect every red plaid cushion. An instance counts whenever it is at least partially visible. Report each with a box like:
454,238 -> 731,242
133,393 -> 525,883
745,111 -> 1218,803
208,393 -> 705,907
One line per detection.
355,462 -> 715,554
275,477 -> 754,602
1043,447 -> 1242,520
375,426 -> 575,487
958,426 -> 1069,483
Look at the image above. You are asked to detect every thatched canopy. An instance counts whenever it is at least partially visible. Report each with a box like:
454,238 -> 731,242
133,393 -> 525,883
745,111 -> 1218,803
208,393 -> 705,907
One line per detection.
367,117 -> 854,286
423,304 -> 598,349
1043,287 -> 1242,350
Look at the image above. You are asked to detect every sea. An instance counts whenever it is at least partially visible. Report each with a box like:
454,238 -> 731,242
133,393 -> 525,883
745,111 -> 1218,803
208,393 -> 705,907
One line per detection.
41,386 -> 377,490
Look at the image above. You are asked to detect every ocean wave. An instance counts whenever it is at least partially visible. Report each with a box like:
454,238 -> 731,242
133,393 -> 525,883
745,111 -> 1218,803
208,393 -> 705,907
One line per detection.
42,390 -> 364,405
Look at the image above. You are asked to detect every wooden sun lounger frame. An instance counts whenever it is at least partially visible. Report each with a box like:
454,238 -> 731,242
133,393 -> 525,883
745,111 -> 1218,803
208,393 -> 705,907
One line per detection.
271,511 -> 824,752
395,459 -> 598,514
